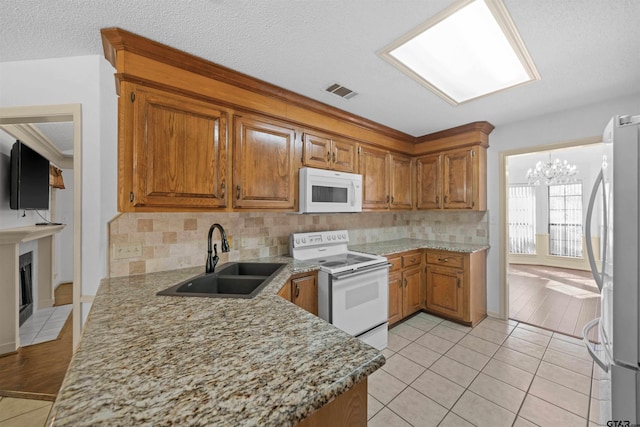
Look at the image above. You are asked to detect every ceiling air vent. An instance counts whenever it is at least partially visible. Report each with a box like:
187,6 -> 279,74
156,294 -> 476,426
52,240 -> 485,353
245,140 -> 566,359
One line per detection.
325,83 -> 358,100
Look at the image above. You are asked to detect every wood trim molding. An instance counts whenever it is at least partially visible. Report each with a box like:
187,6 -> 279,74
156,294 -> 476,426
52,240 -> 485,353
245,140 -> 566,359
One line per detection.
416,121 -> 495,144
414,121 -> 494,155
101,27 -> 413,143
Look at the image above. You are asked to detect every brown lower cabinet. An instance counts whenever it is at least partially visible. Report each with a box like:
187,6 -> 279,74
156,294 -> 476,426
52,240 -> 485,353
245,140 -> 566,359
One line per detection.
425,249 -> 487,326
387,251 -> 423,325
297,378 -> 367,427
277,271 -> 318,316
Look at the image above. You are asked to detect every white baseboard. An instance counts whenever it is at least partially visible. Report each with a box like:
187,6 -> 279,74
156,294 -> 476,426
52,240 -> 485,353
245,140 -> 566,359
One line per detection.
487,310 -> 504,320
0,341 -> 17,356
37,299 -> 54,309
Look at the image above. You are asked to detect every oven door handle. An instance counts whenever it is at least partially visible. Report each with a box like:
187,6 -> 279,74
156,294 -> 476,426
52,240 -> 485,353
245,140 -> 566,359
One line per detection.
331,263 -> 390,280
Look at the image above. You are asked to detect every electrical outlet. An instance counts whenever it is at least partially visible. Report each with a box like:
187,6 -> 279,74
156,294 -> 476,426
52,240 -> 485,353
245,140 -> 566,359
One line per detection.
113,242 -> 143,260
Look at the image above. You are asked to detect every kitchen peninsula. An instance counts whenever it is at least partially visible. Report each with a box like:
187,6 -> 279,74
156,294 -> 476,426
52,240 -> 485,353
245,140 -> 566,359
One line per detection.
46,257 -> 383,426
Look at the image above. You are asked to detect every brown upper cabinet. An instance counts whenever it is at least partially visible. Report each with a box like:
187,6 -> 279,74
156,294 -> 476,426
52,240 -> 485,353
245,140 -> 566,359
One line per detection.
119,82 -> 228,210
233,115 -> 297,210
359,145 -> 413,211
102,28 -> 493,213
416,146 -> 487,211
359,145 -> 389,210
302,131 -> 356,173
416,154 -> 441,209
390,154 -> 413,210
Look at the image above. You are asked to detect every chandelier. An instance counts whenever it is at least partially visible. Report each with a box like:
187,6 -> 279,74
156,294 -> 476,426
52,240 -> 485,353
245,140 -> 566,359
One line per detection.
526,156 -> 578,186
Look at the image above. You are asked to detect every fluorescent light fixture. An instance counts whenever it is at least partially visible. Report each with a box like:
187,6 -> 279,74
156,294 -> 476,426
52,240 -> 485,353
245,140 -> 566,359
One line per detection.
379,0 -> 540,105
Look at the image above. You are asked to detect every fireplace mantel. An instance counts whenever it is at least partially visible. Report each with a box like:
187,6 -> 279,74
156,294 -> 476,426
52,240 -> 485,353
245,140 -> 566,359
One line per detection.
0,224 -> 65,355
0,224 -> 65,244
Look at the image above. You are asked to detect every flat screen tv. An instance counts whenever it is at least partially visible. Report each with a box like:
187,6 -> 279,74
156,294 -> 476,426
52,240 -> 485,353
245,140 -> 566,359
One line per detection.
10,140 -> 50,210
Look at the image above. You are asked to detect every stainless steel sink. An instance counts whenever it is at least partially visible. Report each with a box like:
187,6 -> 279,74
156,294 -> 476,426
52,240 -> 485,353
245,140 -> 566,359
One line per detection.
157,262 -> 286,299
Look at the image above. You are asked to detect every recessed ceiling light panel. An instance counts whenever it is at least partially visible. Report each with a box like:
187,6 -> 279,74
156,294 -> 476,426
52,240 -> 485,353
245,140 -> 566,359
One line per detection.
379,0 -> 540,105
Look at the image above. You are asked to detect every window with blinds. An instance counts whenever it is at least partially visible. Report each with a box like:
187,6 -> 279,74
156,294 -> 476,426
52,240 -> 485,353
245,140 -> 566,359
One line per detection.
549,182 -> 583,257
509,185 -> 536,254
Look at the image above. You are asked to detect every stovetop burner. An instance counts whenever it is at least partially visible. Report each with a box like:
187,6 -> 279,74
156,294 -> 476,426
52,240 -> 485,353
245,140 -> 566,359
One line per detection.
290,230 -> 388,274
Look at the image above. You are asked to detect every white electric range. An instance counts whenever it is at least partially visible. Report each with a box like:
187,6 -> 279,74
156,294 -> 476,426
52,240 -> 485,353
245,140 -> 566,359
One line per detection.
290,230 -> 389,350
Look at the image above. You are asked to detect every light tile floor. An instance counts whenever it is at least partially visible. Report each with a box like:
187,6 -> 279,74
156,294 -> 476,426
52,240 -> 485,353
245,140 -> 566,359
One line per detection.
19,305 -> 72,346
369,312 -> 604,427
0,397 -> 52,427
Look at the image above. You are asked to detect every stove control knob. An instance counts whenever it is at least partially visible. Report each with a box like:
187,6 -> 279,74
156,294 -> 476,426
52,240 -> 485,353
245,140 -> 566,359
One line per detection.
302,238 -> 307,244
295,238 -> 300,245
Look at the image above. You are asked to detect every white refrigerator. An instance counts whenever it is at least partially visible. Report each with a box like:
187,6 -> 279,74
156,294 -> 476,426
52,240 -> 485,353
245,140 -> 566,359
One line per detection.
584,114 -> 640,424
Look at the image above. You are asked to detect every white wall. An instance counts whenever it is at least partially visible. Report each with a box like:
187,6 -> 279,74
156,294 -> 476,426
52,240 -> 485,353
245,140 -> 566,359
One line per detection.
487,93 -> 640,316
0,55 -> 118,324
54,169 -> 74,284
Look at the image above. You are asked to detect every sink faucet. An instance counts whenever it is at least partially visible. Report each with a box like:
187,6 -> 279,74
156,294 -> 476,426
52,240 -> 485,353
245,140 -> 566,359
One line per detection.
206,223 -> 230,274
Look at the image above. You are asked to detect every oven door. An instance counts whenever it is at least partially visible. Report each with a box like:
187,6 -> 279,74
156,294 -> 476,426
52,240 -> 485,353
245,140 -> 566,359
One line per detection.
328,264 -> 389,336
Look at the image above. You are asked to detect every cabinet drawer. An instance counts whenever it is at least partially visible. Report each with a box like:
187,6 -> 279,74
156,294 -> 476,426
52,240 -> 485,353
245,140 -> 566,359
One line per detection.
426,252 -> 464,269
402,252 -> 422,268
387,256 -> 402,272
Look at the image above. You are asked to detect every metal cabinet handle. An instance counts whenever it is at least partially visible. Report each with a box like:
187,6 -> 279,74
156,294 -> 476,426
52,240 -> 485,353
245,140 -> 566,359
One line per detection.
398,280 -> 402,288
327,152 -> 331,162
436,195 -> 439,204
391,195 -> 395,204
444,195 -> 448,203
386,195 -> 390,203
221,182 -> 226,198
404,278 -> 408,287
438,258 -> 449,262
333,152 -> 336,163
236,185 -> 241,200
410,258 -> 416,262
295,284 -> 300,298
457,278 -> 461,288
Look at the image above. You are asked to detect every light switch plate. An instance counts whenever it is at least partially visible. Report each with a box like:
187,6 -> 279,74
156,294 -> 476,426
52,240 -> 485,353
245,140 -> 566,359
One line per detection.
113,242 -> 143,260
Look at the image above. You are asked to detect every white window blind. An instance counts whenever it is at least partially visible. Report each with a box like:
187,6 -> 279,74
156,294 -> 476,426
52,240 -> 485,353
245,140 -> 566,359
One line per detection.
509,185 -> 536,254
549,183 -> 583,257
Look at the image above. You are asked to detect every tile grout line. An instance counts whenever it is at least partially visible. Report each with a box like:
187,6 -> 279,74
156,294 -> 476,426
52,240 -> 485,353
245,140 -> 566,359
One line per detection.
373,315 -> 595,426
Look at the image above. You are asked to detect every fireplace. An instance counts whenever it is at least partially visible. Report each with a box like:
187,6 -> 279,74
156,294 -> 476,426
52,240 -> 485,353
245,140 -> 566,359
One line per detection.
19,251 -> 34,326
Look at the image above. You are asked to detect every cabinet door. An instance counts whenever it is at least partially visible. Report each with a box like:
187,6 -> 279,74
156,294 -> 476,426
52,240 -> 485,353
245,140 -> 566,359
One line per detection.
292,274 -> 318,315
416,154 -> 442,209
233,115 -> 296,209
332,138 -> 356,173
403,266 -> 422,317
128,84 -> 227,209
358,145 -> 389,210
426,265 -> 464,320
443,149 -> 473,209
390,154 -> 413,210
388,272 -> 403,325
302,132 -> 332,170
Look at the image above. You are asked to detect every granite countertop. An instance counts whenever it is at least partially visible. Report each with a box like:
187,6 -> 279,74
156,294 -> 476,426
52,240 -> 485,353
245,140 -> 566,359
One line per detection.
349,238 -> 489,256
47,256 -> 384,426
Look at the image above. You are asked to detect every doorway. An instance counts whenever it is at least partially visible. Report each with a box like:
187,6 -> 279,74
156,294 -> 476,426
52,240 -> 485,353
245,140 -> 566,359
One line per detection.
500,138 -> 603,339
0,104 -> 82,398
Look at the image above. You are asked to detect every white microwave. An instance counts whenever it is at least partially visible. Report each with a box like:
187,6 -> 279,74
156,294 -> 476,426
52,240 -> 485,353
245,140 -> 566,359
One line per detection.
299,167 -> 362,213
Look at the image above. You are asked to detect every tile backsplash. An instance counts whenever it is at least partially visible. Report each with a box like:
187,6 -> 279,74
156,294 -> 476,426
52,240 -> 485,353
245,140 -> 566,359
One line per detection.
108,211 -> 489,277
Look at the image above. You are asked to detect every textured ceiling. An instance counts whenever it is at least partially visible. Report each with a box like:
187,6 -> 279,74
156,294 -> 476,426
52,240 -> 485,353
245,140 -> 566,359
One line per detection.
1,0 -> 640,137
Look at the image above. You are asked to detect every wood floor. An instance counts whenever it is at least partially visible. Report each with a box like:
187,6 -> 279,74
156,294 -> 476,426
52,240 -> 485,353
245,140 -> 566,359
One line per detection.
509,264 -> 601,341
0,283 -> 73,401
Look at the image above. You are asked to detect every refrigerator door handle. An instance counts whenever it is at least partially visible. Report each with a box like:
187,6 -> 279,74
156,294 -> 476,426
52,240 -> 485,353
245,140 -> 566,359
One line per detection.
585,169 -> 604,292
582,317 -> 608,372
